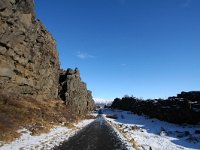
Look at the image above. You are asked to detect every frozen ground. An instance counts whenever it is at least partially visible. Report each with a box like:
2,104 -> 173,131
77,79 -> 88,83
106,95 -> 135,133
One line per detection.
103,109 -> 200,150
0,119 -> 94,150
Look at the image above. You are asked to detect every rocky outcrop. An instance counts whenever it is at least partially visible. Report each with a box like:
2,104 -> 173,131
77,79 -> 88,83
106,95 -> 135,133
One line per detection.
0,0 -> 60,100
59,68 -> 95,114
0,0 -> 94,114
111,91 -> 200,124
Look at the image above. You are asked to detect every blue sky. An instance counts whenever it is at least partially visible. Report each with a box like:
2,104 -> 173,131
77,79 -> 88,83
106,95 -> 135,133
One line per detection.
35,0 -> 200,99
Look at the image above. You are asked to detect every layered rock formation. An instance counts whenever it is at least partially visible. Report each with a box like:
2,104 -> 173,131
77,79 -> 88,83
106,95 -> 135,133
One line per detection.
0,0 -> 60,100
111,91 -> 200,124
0,0 -> 94,115
59,68 -> 95,114
0,0 -> 94,114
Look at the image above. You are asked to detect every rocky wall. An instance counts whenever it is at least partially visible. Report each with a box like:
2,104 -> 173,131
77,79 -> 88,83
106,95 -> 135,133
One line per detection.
0,0 -> 95,114
59,68 -> 95,114
111,92 -> 200,124
0,0 -> 60,100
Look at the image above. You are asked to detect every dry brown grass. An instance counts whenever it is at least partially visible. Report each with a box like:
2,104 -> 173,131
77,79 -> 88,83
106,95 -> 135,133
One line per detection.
82,114 -> 96,120
0,97 -> 82,143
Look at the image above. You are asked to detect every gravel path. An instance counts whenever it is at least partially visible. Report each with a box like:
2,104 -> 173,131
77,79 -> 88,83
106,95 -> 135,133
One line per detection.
54,115 -> 128,150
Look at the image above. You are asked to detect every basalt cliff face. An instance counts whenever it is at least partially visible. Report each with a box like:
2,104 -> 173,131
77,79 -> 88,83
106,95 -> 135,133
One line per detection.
0,0 -> 94,113
59,68 -> 95,114
0,0 -> 59,100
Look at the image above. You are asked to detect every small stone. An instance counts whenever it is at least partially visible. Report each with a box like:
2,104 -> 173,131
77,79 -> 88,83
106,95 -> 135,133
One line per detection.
9,0 -> 16,4
0,8 -> 12,17
0,0 -> 11,10
0,66 -> 14,78
0,46 -> 7,55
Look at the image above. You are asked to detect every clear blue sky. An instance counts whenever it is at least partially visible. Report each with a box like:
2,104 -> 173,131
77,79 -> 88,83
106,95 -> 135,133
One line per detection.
35,0 -> 200,100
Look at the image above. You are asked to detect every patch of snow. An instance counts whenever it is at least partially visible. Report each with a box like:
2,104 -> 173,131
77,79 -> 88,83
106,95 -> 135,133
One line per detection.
0,119 -> 94,150
93,98 -> 113,104
189,101 -> 197,104
90,112 -> 98,117
104,116 -> 135,150
103,109 -> 200,150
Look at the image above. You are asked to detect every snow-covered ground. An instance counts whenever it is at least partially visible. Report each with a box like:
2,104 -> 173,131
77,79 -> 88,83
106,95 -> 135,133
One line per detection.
103,117 -> 135,150
1,109 -> 199,150
103,109 -> 200,150
93,98 -> 113,104
0,119 -> 94,150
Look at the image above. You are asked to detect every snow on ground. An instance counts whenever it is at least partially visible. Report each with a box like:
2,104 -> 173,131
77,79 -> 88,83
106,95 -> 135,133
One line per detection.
103,109 -> 200,150
0,119 -> 94,150
102,117 -> 135,150
90,112 -> 98,118
93,98 -> 113,104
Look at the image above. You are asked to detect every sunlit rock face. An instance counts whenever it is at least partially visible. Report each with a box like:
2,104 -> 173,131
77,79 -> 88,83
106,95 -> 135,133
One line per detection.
59,68 -> 95,114
0,0 -> 95,115
0,0 -> 60,100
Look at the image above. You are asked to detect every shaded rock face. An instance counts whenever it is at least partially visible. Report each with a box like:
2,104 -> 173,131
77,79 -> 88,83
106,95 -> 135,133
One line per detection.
0,0 -> 60,100
59,68 -> 95,114
111,91 -> 200,124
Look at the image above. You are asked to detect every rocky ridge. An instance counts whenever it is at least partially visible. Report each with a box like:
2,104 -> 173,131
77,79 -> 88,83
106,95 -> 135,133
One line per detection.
111,91 -> 200,124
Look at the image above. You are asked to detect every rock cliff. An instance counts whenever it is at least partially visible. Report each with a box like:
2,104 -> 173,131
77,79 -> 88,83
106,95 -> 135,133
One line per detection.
0,0 -> 60,100
0,0 -> 94,114
59,68 -> 95,114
